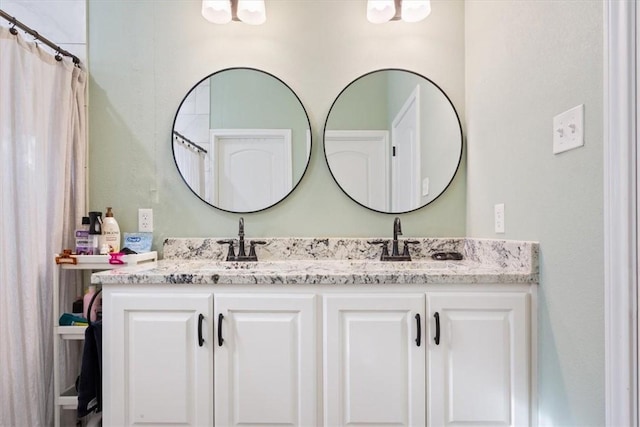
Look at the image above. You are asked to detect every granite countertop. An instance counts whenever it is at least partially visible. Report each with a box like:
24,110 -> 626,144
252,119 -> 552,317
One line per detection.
91,238 -> 539,285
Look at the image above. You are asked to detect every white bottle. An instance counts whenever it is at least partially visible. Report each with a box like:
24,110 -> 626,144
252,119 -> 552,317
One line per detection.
102,207 -> 121,253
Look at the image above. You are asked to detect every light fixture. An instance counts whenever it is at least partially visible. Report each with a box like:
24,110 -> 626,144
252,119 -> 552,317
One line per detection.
366,0 -> 431,24
201,0 -> 266,25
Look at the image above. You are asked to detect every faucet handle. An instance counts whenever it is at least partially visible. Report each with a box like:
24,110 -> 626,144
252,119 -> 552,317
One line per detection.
368,240 -> 390,259
402,240 -> 420,257
217,239 -> 236,261
248,240 -> 266,259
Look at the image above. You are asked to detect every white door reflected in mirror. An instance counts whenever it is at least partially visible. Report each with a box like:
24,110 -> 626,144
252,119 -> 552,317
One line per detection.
172,68 -> 311,213
324,69 -> 463,214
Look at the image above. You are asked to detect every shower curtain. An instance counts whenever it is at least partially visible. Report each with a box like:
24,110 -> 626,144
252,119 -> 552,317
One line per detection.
0,26 -> 87,426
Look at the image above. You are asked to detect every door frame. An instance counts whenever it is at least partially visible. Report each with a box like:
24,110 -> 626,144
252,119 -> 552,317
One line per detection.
604,2 -> 638,426
391,85 -> 421,211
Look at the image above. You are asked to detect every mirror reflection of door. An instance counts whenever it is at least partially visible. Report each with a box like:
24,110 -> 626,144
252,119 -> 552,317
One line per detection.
211,129 -> 292,212
172,68 -> 311,213
324,69 -> 463,214
325,131 -> 390,211
391,86 -> 421,212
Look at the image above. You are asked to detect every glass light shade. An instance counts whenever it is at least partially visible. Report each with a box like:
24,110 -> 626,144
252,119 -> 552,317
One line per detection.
367,0 -> 396,24
237,0 -> 266,25
401,0 -> 431,23
202,0 -> 232,24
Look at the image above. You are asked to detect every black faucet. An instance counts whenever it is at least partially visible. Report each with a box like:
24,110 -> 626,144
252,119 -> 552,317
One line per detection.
392,217 -> 402,256
217,217 -> 266,262
369,217 -> 419,261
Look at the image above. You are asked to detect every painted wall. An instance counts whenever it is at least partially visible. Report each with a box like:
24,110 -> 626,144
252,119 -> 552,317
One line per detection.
87,0 -> 466,250
465,1 -> 604,425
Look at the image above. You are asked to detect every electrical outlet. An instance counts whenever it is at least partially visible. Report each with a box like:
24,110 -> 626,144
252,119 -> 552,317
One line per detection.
422,177 -> 430,196
138,208 -> 153,232
494,203 -> 505,233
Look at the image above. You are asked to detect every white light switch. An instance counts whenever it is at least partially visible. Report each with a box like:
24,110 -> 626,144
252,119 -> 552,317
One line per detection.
494,203 -> 505,233
422,177 -> 430,196
553,104 -> 584,154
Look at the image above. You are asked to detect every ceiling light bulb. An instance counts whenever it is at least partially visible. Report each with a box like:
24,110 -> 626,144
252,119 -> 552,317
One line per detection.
237,0 -> 266,25
367,0 -> 396,24
401,0 -> 431,23
201,0 -> 232,24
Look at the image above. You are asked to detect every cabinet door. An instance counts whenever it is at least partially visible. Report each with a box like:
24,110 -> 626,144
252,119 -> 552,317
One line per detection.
214,294 -> 317,426
427,292 -> 530,427
324,294 -> 425,427
106,292 -> 213,427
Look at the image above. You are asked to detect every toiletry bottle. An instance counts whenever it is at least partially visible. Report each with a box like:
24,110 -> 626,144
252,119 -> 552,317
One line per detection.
88,211 -> 103,254
83,285 -> 101,322
75,216 -> 91,255
102,207 -> 121,253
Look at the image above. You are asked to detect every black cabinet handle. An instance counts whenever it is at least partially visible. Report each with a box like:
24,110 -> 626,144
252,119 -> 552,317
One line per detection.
415,313 -> 421,346
434,312 -> 440,345
218,313 -> 224,346
197,314 -> 204,347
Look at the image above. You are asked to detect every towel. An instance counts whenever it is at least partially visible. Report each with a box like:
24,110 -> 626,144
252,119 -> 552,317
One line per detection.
76,320 -> 102,417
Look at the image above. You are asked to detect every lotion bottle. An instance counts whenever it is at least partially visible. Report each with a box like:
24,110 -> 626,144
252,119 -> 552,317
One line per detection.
102,207 -> 121,253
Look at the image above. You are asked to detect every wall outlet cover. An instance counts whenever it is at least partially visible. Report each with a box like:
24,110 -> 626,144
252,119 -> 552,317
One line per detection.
138,208 -> 153,233
494,203 -> 505,233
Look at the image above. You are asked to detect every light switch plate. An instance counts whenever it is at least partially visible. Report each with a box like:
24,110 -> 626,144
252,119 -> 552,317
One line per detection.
553,104 -> 584,154
494,203 -> 505,233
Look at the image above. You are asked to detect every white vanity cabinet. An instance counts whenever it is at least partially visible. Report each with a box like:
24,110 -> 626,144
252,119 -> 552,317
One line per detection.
323,294 -> 425,426
104,291 -> 214,427
426,291 -> 531,427
214,294 -> 317,426
102,285 -> 534,427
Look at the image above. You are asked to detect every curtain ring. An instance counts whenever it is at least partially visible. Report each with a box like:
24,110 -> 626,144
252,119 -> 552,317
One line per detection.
54,50 -> 62,62
9,19 -> 18,35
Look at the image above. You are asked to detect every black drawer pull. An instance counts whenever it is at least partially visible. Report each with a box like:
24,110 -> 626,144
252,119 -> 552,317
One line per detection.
197,314 -> 205,347
434,312 -> 440,345
415,313 -> 421,346
218,313 -> 224,346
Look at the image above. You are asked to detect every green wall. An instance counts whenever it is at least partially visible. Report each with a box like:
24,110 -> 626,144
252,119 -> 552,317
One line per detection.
88,0 -> 466,248
465,1 -> 604,424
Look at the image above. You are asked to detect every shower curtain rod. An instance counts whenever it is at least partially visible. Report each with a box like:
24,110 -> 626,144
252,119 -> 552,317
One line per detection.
173,131 -> 208,154
0,9 -> 80,65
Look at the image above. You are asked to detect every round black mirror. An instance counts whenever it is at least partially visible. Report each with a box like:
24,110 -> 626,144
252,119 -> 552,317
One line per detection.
172,68 -> 311,213
324,69 -> 463,214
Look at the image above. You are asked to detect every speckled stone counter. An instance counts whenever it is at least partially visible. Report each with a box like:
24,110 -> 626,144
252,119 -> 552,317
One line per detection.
91,238 -> 538,285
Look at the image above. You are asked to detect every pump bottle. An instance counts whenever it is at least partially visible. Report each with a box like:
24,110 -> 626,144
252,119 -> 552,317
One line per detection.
102,207 -> 121,253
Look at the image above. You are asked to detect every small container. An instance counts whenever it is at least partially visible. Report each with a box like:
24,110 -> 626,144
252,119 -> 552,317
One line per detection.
88,212 -> 103,254
75,217 -> 93,254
